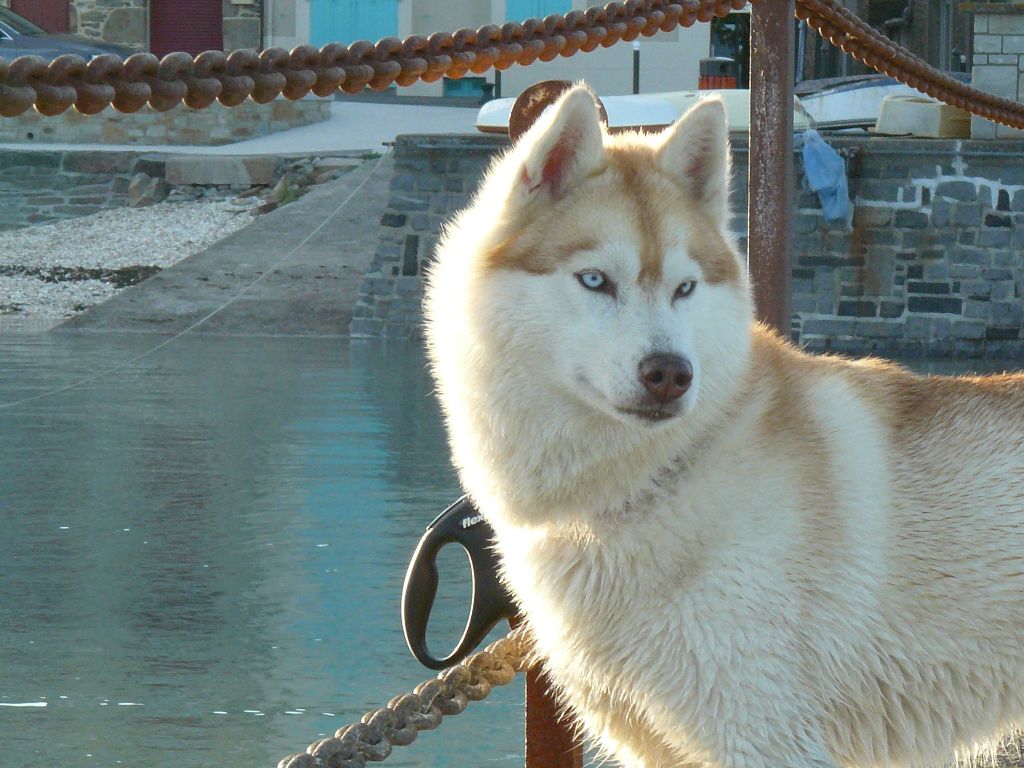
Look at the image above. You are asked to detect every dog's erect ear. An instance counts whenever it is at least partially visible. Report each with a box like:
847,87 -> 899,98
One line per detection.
512,85 -> 604,206
656,98 -> 730,223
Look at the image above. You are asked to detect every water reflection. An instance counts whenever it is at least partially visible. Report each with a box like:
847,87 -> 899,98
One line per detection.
1,335 -> 1019,768
0,335 -> 522,768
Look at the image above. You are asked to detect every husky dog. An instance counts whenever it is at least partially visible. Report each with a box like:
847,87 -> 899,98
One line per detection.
423,84 -> 1024,768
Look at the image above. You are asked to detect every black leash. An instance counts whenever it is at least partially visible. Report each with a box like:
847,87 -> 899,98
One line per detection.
401,496 -> 517,670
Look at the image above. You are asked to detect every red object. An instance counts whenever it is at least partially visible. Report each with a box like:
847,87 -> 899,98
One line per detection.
526,666 -> 583,768
10,0 -> 69,33
149,0 -> 223,58
699,74 -> 737,90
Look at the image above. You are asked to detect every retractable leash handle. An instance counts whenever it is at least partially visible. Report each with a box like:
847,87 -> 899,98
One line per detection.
401,495 -> 518,670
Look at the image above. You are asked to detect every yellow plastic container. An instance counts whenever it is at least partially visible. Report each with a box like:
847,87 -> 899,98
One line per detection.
874,95 -> 971,138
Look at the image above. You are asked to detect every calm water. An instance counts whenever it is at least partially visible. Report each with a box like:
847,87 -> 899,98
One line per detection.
0,335 -> 523,768
1,334 -> 1020,768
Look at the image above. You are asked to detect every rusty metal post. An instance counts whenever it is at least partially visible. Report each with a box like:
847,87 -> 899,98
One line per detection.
748,0 -> 795,334
526,665 -> 583,767
509,615 -> 582,768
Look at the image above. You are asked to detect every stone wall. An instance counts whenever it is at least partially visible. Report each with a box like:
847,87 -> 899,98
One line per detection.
0,150 -> 162,230
351,135 -> 505,338
71,0 -> 147,49
970,3 -> 1024,139
0,146 -> 362,230
763,136 -> 1024,358
0,97 -> 329,145
224,0 -> 263,51
354,133 -> 1024,358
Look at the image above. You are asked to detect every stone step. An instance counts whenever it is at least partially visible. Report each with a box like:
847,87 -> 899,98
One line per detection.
166,155 -> 283,187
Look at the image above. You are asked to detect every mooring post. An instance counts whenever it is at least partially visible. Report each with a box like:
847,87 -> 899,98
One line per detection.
526,665 -> 583,767
748,0 -> 795,333
512,615 -> 582,768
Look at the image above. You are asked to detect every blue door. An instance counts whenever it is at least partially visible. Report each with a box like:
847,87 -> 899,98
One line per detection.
506,0 -> 571,21
310,0 -> 397,47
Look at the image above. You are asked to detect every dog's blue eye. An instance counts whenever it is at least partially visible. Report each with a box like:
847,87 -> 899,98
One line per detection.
675,280 -> 697,300
577,270 -> 608,292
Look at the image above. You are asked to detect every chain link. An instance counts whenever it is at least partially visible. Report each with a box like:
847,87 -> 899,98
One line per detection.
274,628 -> 531,768
3,0 -> 1020,127
0,0 -> 732,118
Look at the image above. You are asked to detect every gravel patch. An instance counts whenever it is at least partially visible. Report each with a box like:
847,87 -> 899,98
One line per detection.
0,197 -> 258,319
0,275 -> 119,317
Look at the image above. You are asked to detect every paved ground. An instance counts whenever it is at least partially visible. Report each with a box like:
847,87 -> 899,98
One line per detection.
58,153 -> 394,336
0,101 -> 480,156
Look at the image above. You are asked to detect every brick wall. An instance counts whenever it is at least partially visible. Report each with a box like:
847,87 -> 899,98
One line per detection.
354,133 -> 1024,358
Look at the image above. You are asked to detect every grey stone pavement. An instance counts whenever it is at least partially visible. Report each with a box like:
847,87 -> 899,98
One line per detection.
59,153 -> 394,337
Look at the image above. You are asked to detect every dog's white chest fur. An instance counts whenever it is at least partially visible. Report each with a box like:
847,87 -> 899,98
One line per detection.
491,411 -> 886,768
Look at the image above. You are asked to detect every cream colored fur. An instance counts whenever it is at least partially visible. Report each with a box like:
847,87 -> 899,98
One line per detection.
423,84 -> 1024,768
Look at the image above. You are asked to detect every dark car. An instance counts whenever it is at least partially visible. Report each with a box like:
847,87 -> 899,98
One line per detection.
0,7 -> 135,61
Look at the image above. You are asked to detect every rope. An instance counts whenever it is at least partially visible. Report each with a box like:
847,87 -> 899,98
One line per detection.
1,1 -> 1023,128
275,627 -> 532,768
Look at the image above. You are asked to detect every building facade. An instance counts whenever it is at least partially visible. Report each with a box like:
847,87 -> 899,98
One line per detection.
265,0 -> 716,97
1,0 -> 978,100
1,0 -> 262,56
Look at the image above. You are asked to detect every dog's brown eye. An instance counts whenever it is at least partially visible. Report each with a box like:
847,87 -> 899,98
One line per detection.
675,280 -> 697,300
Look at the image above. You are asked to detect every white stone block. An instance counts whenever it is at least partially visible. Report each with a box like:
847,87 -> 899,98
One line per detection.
166,155 -> 281,185
986,13 -> 1024,35
972,115 -> 998,140
975,34 -> 1003,53
973,64 -> 1019,98
1004,35 -> 1024,54
975,14 -> 988,34
996,123 -> 1024,139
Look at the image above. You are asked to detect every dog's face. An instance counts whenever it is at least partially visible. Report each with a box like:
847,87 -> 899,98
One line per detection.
457,87 -> 750,430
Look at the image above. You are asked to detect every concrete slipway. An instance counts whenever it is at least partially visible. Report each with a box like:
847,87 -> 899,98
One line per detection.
43,101 -> 478,336
58,154 -> 393,337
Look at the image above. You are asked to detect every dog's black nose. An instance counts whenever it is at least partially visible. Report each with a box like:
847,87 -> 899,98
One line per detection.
638,354 -> 693,403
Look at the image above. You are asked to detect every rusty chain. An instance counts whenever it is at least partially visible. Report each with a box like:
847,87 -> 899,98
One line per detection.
2,0 -> 1023,128
275,627 -> 532,768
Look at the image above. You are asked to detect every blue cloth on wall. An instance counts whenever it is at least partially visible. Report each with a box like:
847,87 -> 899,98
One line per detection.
801,129 -> 851,223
